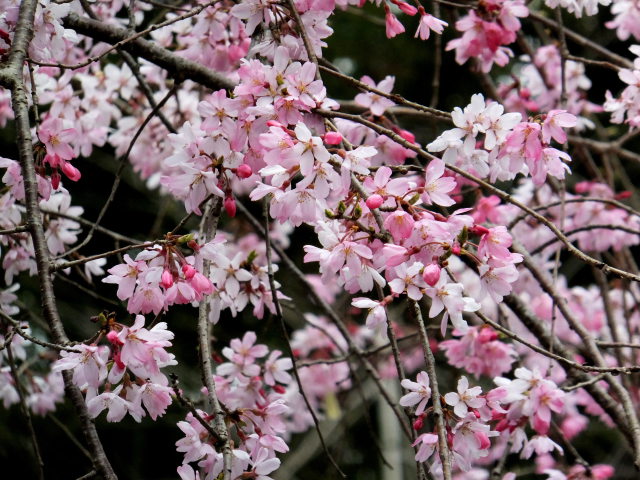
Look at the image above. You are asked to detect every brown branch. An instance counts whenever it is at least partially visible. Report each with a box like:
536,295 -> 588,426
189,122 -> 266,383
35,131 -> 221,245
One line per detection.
196,198 -> 233,479
62,13 -> 234,91
319,66 -> 453,121
51,241 -> 160,272
0,1 -> 117,477
263,200 -> 346,478
409,299 -> 452,480
528,11 -> 633,68
170,374 -> 224,444
41,2 -> 220,71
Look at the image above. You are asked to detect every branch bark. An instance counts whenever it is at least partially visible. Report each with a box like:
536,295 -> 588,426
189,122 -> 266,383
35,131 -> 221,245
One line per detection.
0,1 -> 117,478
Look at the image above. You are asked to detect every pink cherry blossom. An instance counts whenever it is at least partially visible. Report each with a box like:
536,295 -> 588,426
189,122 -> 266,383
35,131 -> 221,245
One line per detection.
399,371 -> 432,415
444,376 -> 486,417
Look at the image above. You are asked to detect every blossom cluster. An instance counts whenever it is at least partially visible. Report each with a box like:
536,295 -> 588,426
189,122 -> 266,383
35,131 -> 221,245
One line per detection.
52,314 -> 176,423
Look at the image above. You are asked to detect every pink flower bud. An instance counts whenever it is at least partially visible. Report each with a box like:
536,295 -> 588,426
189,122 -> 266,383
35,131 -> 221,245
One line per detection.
106,330 -> 121,345
470,225 -> 490,236
161,269 -> 174,289
236,164 -> 253,179
398,129 -> 416,143
224,196 -> 236,217
615,190 -> 632,200
266,120 -> 284,128
393,0 -> 418,15
412,416 -> 424,430
591,465 -> 615,480
182,264 -> 196,280
365,194 -> 384,210
451,244 -> 461,255
495,418 -> 509,432
478,327 -> 498,343
323,131 -> 343,145
474,431 -> 491,450
189,272 -> 214,295
61,161 -> 81,182
273,385 -> 286,394
113,351 -> 126,369
574,181 -> 592,193
422,263 -> 441,287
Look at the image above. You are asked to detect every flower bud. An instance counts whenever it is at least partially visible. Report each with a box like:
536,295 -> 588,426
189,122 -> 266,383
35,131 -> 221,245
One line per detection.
470,225 -> 490,236
412,416 -> 424,430
478,327 -> 498,343
224,196 -> 237,217
615,190 -> 632,200
106,330 -> 121,345
398,129 -> 416,143
422,263 -> 441,287
236,164 -> 253,179
51,170 -> 61,190
61,161 -> 81,182
182,264 -> 196,279
161,269 -> 174,289
392,0 -> 418,16
190,272 -> 214,295
323,131 -> 343,145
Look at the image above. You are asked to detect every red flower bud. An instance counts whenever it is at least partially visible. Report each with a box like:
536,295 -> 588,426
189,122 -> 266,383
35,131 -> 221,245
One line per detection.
182,264 -> 196,280
323,131 -> 343,145
470,225 -> 490,236
61,161 -> 81,182
224,196 -> 236,217
412,416 -> 424,430
51,170 -> 61,190
399,129 -> 416,143
236,164 -> 253,179
161,269 -> 174,289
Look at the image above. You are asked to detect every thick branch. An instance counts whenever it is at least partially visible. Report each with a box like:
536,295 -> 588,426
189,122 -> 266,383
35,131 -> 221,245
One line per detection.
62,14 -> 234,91
0,1 -> 117,477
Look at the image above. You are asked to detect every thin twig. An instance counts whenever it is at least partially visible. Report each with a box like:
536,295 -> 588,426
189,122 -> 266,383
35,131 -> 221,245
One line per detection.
409,299 -> 452,480
315,108 -> 640,283
263,200 -> 346,477
40,2 -> 220,70
57,84 -> 179,260
170,374 -> 224,443
196,198 -> 233,479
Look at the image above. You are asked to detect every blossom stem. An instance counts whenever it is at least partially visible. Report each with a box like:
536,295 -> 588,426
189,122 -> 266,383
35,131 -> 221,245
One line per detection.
410,299 -> 452,480
196,198 -> 233,479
